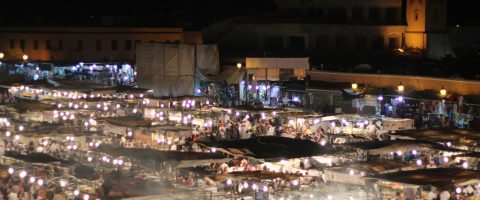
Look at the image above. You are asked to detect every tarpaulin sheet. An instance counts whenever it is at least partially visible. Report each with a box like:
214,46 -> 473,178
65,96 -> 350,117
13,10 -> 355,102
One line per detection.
136,43 -> 195,97
196,44 -> 220,75
196,66 -> 245,84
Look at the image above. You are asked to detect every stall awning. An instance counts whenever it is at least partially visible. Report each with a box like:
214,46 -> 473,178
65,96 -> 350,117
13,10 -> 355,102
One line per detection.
246,57 -> 309,69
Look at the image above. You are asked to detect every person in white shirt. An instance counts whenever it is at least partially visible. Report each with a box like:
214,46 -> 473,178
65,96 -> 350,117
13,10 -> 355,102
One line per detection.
427,189 -> 438,200
7,189 -> 17,200
439,190 -> 450,200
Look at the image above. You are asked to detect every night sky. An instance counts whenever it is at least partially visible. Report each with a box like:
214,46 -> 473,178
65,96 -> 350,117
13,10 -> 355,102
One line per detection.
0,0 -> 478,28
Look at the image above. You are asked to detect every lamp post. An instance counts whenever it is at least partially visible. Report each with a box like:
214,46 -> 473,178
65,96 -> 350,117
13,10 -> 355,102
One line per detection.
440,86 -> 447,98
237,62 -> 249,105
377,96 -> 384,116
397,82 -> 404,93
22,54 -> 28,61
351,82 -> 358,90
0,52 -> 4,59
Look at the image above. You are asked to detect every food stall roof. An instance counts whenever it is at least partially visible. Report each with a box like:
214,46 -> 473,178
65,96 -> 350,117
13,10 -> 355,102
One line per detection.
9,100 -> 56,112
211,171 -> 301,182
373,168 -> 480,189
95,144 -> 227,162
111,85 -> 150,94
335,159 -> 417,174
392,129 -> 480,143
201,136 -> 333,160
100,116 -> 152,127
346,139 -> 466,155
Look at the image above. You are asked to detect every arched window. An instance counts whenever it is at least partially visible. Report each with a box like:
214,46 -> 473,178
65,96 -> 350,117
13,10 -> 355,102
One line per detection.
414,9 -> 419,21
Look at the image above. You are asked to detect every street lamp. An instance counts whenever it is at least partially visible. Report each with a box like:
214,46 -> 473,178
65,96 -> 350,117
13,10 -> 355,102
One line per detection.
22,54 -> 28,61
237,63 -> 242,69
440,86 -> 447,97
351,82 -> 358,90
397,82 -> 404,93
0,52 -> 4,59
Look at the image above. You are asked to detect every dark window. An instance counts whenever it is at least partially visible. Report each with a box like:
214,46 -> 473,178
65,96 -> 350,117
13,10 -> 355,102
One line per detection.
386,8 -> 398,23
352,7 -> 364,22
76,40 -> 83,51
414,10 -> 419,21
150,40 -> 154,43
125,40 -> 132,50
328,7 -> 347,23
354,36 -> 367,51
264,36 -> 284,52
33,40 -> 39,50
20,39 -> 26,50
433,9 -> 439,21
287,8 -> 303,17
135,40 -> 141,49
111,40 -> 118,50
315,35 -> 329,52
9,39 -> 14,49
372,36 -> 384,51
335,36 -> 349,52
389,37 -> 399,49
245,35 -> 259,51
369,7 -> 381,23
280,68 -> 295,81
96,40 -> 102,51
46,40 -> 51,50
288,36 -> 305,51
307,8 -> 324,18
58,41 -> 63,50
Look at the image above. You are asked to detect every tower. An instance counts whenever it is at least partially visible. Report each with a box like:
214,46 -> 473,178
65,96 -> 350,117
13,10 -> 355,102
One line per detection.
405,0 -> 447,57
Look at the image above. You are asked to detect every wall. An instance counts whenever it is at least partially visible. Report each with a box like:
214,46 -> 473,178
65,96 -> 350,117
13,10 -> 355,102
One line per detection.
275,0 -> 402,23
0,27 -> 203,62
308,71 -> 480,96
220,23 -> 406,53
136,43 -> 196,97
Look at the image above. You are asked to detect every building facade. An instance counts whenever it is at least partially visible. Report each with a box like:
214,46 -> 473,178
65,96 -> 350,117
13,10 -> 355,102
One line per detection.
0,27 -> 202,62
205,0 -> 477,61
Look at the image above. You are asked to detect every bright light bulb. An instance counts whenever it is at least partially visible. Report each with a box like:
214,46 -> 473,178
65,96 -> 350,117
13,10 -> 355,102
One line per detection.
59,180 -> 67,187
396,151 -> 402,156
262,185 -> 268,192
412,150 -> 417,155
416,159 -> 422,166
456,187 -> 462,194
19,170 -> 27,178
